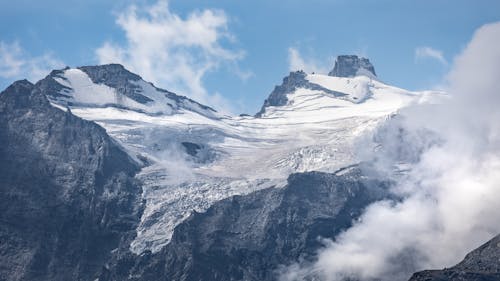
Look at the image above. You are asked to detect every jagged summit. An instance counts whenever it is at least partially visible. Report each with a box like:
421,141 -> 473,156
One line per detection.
328,55 -> 377,78
35,63 -> 217,117
255,70 -> 349,117
255,56 -> 381,117
79,63 -> 142,83
255,70 -> 308,117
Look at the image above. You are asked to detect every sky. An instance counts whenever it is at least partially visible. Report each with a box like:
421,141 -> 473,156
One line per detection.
1,0 -> 499,114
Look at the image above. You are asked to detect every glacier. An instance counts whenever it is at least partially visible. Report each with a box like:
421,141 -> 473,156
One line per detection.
36,60 -> 443,254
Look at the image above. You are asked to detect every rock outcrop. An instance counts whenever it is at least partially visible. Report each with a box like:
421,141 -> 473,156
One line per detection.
409,234 -> 500,281
100,167 -> 388,281
255,70 -> 346,117
0,80 -> 143,281
328,55 -> 377,78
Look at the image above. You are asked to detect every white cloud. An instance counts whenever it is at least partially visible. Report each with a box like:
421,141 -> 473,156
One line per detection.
415,46 -> 447,65
283,22 -> 500,281
0,41 -> 64,83
96,0 -> 244,113
288,47 -> 329,74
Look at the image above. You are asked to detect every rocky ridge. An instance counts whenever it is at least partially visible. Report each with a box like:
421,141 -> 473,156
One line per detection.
0,80 -> 143,281
328,55 -> 377,78
100,167 -> 389,281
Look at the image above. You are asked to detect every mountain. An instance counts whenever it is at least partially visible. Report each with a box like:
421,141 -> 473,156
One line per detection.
255,70 -> 348,117
100,166 -> 389,281
30,60 -> 433,256
409,234 -> 500,281
0,80 -> 142,281
37,64 -> 217,117
0,56 -> 449,281
328,55 -> 377,78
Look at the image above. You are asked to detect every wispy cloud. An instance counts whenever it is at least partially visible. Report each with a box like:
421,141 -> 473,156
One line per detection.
0,41 -> 64,83
415,46 -> 447,65
288,47 -> 329,74
96,0 -> 245,113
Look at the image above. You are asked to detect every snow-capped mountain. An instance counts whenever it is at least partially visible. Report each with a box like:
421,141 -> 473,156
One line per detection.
0,79 -> 143,281
4,54 -> 483,281
31,56 -> 439,254
38,64 -> 217,117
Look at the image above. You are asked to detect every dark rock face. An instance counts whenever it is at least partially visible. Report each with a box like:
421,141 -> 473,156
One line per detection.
181,141 -> 202,157
328,55 -> 377,78
256,71 -> 308,117
0,80 -> 143,281
79,64 -> 154,104
35,68 -> 73,100
409,234 -> 500,281
100,167 -> 388,281
79,64 -> 216,113
255,71 -> 347,117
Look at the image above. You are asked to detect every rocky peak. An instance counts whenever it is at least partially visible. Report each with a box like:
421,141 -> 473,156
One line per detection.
78,63 -> 142,83
0,79 -> 48,110
4,79 -> 33,92
0,77 -> 143,281
35,64 -> 217,116
328,55 -> 377,78
255,70 -> 308,117
255,70 -> 348,117
78,64 -> 154,104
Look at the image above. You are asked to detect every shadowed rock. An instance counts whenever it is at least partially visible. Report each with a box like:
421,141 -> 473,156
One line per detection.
100,167 -> 389,281
0,80 -> 143,281
255,70 -> 347,117
409,234 -> 500,281
328,55 -> 377,78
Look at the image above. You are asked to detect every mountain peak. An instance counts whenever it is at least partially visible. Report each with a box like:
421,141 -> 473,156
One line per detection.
255,70 -> 309,117
0,79 -> 49,110
35,64 -> 217,117
328,55 -> 377,78
5,79 -> 34,91
78,63 -> 142,84
255,70 -> 351,117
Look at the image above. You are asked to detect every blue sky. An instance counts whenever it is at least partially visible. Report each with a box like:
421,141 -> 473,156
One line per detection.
1,0 -> 499,114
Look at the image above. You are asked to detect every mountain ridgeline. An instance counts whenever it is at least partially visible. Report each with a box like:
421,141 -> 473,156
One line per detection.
255,55 -> 376,117
0,55 -> 497,281
0,80 -> 143,281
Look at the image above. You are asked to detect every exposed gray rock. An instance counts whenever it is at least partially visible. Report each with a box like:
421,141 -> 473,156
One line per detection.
255,71 -> 347,117
38,64 -> 216,115
0,80 -> 143,281
256,71 -> 308,116
79,64 -> 154,104
328,55 -> 377,78
79,64 -> 216,113
100,166 -> 389,281
181,141 -> 202,157
409,234 -> 500,281
34,68 -> 73,99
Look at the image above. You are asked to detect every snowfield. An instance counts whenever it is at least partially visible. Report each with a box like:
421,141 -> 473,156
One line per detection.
46,68 -> 442,253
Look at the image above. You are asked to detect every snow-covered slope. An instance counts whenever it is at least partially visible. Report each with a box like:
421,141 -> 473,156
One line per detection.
38,64 -> 217,117
37,59 -> 442,254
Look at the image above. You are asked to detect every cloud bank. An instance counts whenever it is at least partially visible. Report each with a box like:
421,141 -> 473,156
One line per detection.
283,22 -> 500,281
0,41 -> 64,83
96,0 -> 244,113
